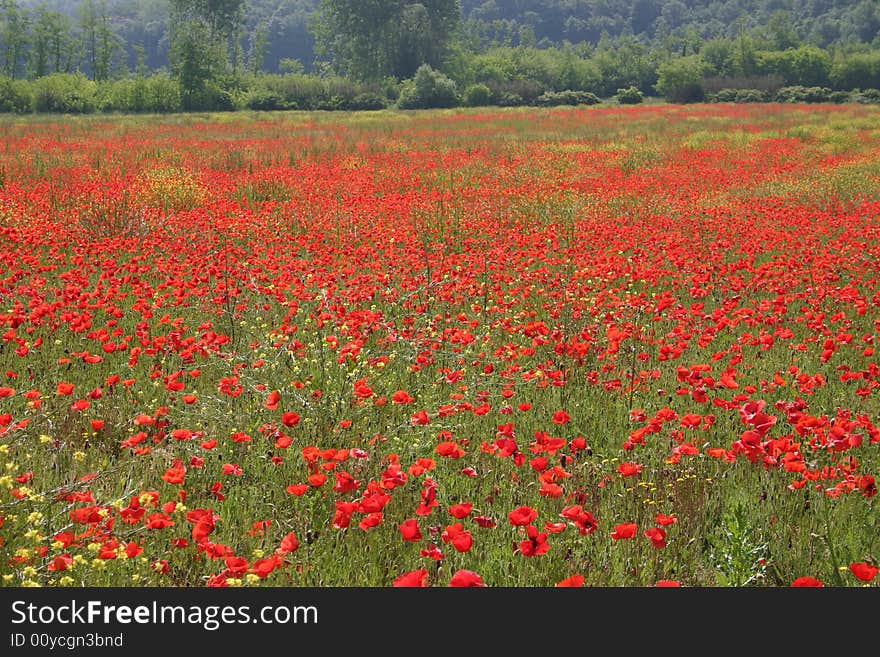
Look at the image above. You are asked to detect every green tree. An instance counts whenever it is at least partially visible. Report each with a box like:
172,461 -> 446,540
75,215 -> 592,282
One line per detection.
655,55 -> 709,103
168,0 -> 245,107
0,0 -> 29,80
314,0 -> 460,81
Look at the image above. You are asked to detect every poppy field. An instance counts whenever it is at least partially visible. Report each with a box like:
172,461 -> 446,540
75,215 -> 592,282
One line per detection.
1,104 -> 879,588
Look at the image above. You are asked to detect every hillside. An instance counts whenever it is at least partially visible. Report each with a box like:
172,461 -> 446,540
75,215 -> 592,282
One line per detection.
11,0 -> 879,74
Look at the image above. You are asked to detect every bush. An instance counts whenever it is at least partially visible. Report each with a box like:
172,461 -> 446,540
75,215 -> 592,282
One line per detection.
733,89 -> 767,103
533,89 -> 601,106
496,92 -> 526,107
32,74 -> 97,113
656,56 -> 709,103
0,76 -> 32,113
345,92 -> 387,111
616,86 -> 643,104
710,88 -> 738,102
397,65 -> 459,109
245,87 -> 286,111
486,79 -> 545,105
463,83 -> 492,107
852,88 -> 880,104
144,75 -> 182,113
774,86 -> 834,103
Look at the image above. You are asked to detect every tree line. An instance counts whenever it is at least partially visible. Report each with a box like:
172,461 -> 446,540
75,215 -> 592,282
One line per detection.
1,0 -> 879,113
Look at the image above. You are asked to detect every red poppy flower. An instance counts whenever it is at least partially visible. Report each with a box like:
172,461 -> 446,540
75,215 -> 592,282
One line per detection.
251,556 -> 279,579
617,462 -> 642,477
849,562 -> 879,582
398,518 -> 422,542
556,574 -> 584,587
279,533 -> 299,553
552,410 -> 570,425
281,411 -> 300,427
654,513 -> 677,526
441,523 -> 473,552
391,390 -> 414,404
655,580 -> 681,587
448,503 -> 473,519
265,390 -> 281,410
393,569 -> 428,587
161,459 -> 186,485
224,556 -> 249,575
286,483 -> 308,496
611,522 -> 638,540
560,505 -> 598,534
508,505 -> 538,526
448,570 -> 485,587
644,526 -> 667,548
791,576 -> 823,587
145,513 -> 175,529
48,554 -> 73,572
518,525 -> 549,557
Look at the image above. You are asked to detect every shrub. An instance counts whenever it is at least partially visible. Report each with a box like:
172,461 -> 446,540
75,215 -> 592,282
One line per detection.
144,75 -> 181,113
397,65 -> 459,109
533,89 -> 601,106
734,89 -> 767,103
852,88 -> 880,104
774,86 -> 834,103
655,56 -> 709,103
486,79 -> 545,105
496,92 -> 525,107
245,87 -> 286,111
345,92 -> 387,111
710,88 -> 739,103
32,74 -> 97,113
616,86 -> 643,104
0,76 -> 32,113
463,83 -> 492,107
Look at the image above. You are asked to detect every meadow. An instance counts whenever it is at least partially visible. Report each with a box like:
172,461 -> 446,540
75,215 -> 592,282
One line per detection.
0,103 -> 878,587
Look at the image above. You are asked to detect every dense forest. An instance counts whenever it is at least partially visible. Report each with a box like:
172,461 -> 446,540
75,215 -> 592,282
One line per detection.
1,0 -> 879,113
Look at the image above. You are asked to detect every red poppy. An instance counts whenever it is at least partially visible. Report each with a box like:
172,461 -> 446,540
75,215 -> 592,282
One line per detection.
393,569 -> 428,587
849,562 -> 879,582
508,505 -> 538,526
250,556 -> 279,579
552,410 -> 570,425
644,526 -> 667,548
655,580 -> 681,587
448,502 -> 473,519
654,513 -> 677,526
161,459 -> 186,485
617,462 -> 642,477
441,523 -> 473,553
448,570 -> 485,587
145,513 -> 174,529
611,522 -> 638,540
436,441 -> 465,458
224,556 -> 249,575
518,525 -> 549,557
265,390 -> 281,410
281,411 -> 300,427
556,574 -> 584,587
398,518 -> 422,542
791,576 -> 823,587
560,505 -> 598,535
47,554 -> 73,572
279,533 -> 299,553
391,390 -> 414,404
358,512 -> 383,531
333,471 -> 360,493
